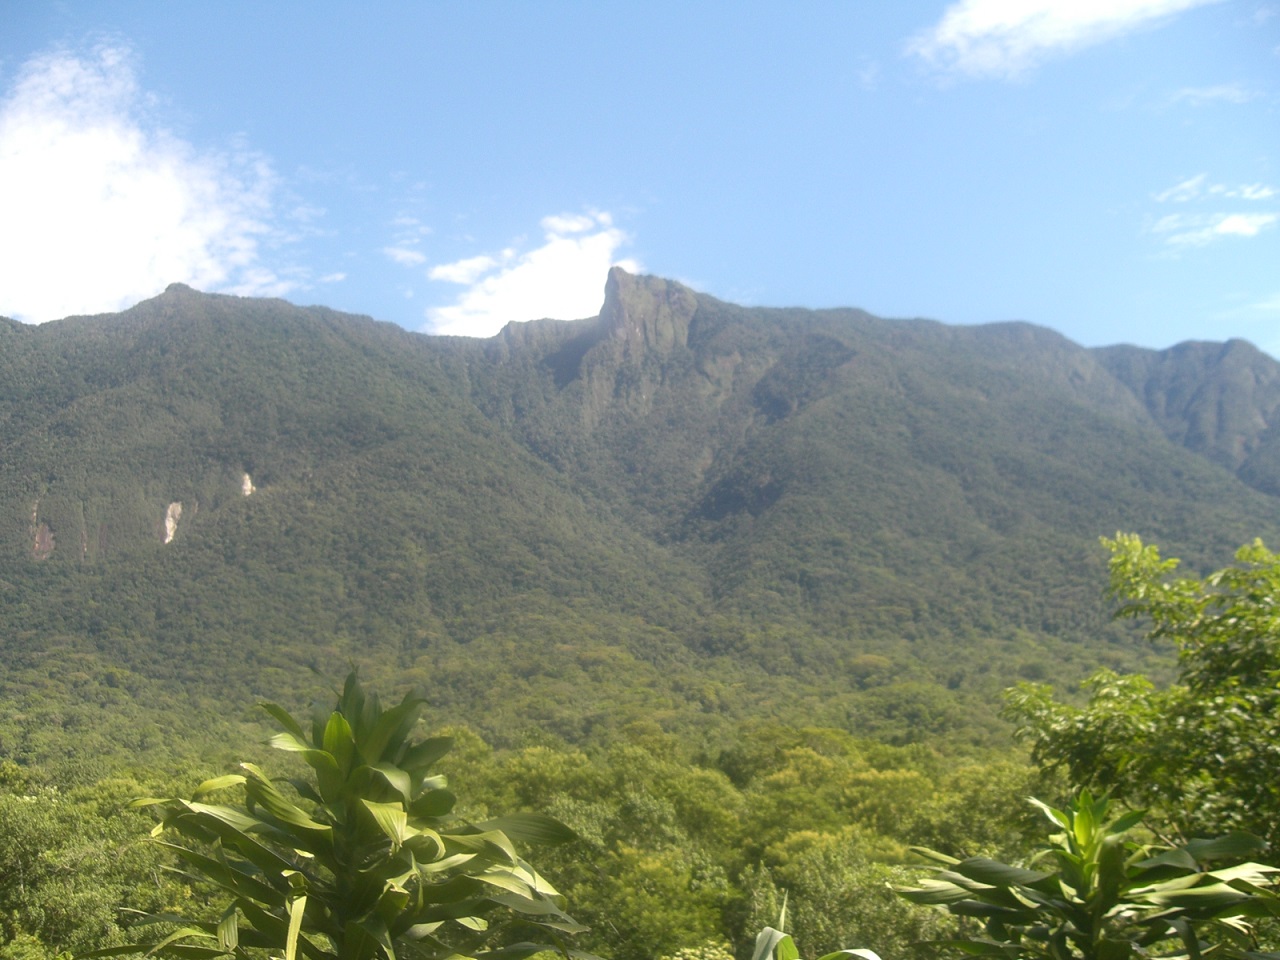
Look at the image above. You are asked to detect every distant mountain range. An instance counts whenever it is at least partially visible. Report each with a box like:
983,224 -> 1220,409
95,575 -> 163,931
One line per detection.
3,268 -> 1278,759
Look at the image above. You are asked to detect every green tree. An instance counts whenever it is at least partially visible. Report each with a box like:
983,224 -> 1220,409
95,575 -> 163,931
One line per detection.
95,672 -> 586,960
0,779 -> 180,959
1005,535 -> 1280,848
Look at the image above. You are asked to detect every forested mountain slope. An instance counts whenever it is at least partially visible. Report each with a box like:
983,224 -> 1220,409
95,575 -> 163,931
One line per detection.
1096,337 -> 1280,495
2,270 -> 1278,767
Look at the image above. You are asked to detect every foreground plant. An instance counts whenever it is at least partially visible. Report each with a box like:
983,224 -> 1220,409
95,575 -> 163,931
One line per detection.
90,672 -> 587,960
898,790 -> 1279,960
750,898 -> 882,960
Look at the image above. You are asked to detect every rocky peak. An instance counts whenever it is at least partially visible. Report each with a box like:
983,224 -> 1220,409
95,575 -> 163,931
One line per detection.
598,267 -> 697,361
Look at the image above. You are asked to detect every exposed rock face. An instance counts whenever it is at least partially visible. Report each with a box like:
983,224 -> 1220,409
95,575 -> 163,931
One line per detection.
598,267 -> 697,362
242,473 -> 255,496
33,522 -> 54,560
163,502 -> 182,544
573,268 -> 700,425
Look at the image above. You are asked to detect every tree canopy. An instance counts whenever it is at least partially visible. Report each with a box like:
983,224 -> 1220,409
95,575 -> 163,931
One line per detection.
1006,534 -> 1280,848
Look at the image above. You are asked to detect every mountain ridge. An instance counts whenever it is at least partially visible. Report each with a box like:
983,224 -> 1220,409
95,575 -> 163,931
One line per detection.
3,270 -> 1280,756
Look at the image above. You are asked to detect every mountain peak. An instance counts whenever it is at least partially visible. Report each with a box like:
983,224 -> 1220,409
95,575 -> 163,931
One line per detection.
599,267 -> 697,359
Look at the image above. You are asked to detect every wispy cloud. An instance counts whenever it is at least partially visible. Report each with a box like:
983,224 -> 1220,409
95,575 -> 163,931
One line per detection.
1158,176 -> 1278,202
1149,173 -> 1278,248
1154,174 -> 1208,202
908,0 -> 1222,79
424,211 -> 639,337
1151,212 -> 1278,246
428,254 -> 498,285
1172,83 -> 1257,106
1236,184 -> 1277,201
0,44 -> 292,323
381,214 -> 431,269
383,246 -> 427,266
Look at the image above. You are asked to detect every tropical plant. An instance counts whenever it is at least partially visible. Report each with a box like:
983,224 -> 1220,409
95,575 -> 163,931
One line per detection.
90,672 -> 587,960
897,789 -> 1279,960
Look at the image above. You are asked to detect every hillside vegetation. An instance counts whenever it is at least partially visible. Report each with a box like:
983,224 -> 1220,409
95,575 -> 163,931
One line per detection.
4,271 -> 1280,959
3,270 -> 1280,767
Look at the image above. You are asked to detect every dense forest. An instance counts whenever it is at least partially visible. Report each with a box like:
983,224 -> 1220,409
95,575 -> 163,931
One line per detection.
3,271 -> 1280,959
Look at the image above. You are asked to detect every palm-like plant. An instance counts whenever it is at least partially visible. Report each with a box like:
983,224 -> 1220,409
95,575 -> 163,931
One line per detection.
898,790 -> 1278,960
94,672 -> 587,960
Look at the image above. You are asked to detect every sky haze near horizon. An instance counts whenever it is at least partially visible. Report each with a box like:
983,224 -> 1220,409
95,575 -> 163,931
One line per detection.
1,1 -> 1277,355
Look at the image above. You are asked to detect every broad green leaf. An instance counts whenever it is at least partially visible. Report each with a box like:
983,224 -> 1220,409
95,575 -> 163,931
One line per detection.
285,894 -> 307,960
1181,832 -> 1267,864
896,880 -> 975,905
260,701 -> 310,744
349,916 -> 395,960
403,830 -> 445,862
1027,798 -> 1072,832
751,928 -> 795,960
909,846 -> 962,866
362,799 -> 409,847
142,927 -> 218,958
158,842 -> 286,906
192,775 -> 248,800
408,789 -> 455,819
323,711 -> 356,774
954,857 -> 1051,887
361,695 -> 425,765
401,736 -> 453,774
473,813 -> 577,847
370,763 -> 413,805
242,768 -> 333,835
216,906 -> 239,953
1107,809 -> 1147,835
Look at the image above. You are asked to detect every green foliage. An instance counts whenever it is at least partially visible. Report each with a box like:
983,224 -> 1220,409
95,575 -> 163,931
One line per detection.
1006,535 -> 1280,847
7,279 -> 1280,777
742,833 -> 950,960
0,779 -> 181,957
9,281 -> 1280,960
898,790 -> 1279,960
748,897 -> 884,960
103,672 -> 586,960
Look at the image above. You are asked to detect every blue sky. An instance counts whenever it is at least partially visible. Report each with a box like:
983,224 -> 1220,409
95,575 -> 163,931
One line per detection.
2,2 -> 1277,355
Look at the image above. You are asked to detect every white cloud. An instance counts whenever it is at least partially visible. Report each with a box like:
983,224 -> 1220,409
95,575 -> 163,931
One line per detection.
1155,175 -> 1278,203
1238,184 -> 1277,201
908,0 -> 1222,79
539,213 -> 598,234
0,44 -> 292,323
384,246 -> 427,266
1149,172 -> 1279,248
318,272 -> 347,283
428,254 -> 498,284
1172,83 -> 1256,105
1214,213 -> 1277,237
1154,174 -> 1207,202
424,211 -> 639,337
1152,211 -> 1278,245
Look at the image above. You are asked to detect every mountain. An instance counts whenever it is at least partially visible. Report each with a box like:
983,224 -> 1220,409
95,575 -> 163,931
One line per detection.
2,269 -> 1279,768
1096,338 -> 1280,496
